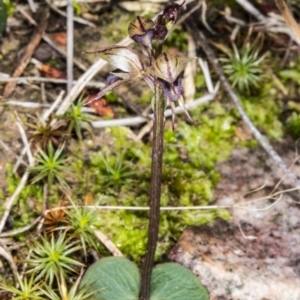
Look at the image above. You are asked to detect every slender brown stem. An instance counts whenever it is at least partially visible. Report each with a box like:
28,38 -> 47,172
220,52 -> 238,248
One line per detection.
139,84 -> 165,300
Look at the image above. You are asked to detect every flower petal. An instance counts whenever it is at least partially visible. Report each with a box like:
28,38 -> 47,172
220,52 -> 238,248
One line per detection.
83,46 -> 144,74
143,74 -> 155,92
151,53 -> 194,83
128,16 -> 155,49
85,78 -> 132,105
157,71 -> 183,103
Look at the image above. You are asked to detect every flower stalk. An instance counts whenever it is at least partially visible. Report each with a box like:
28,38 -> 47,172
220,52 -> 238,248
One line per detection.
139,83 -> 165,300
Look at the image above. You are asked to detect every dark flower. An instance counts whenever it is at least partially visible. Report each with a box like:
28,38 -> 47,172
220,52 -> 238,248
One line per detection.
128,16 -> 156,49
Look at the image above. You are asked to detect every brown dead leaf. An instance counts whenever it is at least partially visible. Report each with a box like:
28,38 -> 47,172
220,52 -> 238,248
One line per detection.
84,192 -> 94,205
87,97 -> 114,117
38,64 -> 66,79
48,32 -> 67,47
235,125 -> 252,141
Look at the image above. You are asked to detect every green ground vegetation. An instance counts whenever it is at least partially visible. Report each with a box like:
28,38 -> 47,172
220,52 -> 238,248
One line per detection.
1,2 -> 299,298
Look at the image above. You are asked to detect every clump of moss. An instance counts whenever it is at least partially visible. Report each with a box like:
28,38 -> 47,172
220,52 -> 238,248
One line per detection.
279,58 -> 300,139
67,103 -> 235,261
164,28 -> 188,53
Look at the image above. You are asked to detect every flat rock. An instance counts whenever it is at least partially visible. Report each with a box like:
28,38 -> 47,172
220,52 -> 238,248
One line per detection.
169,143 -> 300,300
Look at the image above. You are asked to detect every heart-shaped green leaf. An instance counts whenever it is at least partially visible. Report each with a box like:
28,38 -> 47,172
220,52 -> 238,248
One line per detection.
150,263 -> 209,300
83,46 -> 144,74
80,258 -> 209,300
80,257 -> 140,300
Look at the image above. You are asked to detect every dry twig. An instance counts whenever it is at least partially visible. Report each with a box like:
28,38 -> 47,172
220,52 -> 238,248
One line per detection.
94,230 -> 123,257
0,217 -> 42,238
45,0 -> 96,27
92,92 -> 218,128
27,0 -> 37,13
67,0 -> 74,93
0,245 -> 18,280
0,117 -> 36,233
0,76 -> 105,88
3,7 -> 49,98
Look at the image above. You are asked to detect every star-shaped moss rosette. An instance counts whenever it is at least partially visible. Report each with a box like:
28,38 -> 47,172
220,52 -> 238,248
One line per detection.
83,1 -> 194,128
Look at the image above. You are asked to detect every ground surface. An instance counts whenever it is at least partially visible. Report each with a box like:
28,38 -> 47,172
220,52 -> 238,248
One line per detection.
1,1 -> 300,299
170,142 -> 300,299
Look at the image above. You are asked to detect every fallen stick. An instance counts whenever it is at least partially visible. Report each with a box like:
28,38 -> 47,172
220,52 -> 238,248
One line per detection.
3,6 -> 49,98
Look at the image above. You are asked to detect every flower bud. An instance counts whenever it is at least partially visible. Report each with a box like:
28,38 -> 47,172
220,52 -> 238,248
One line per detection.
161,1 -> 185,30
153,23 -> 168,41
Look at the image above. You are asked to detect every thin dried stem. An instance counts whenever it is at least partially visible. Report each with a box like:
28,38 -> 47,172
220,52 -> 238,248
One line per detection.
0,76 -> 105,88
27,0 -> 36,13
92,92 -> 218,128
0,116 -> 36,233
94,230 -> 123,257
0,172 -> 30,233
0,245 -> 18,280
67,0 -> 74,93
0,217 -> 42,238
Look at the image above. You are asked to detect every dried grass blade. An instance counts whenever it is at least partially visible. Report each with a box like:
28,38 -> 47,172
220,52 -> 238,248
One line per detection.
275,0 -> 300,45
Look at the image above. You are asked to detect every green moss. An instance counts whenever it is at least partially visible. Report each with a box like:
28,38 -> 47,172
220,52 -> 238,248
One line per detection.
3,79 -> 284,262
6,164 -> 42,200
3,0 -> 15,17
138,89 -> 153,105
194,71 -> 207,98
164,28 -> 188,53
105,92 -> 119,103
279,58 -> 300,138
5,163 -> 43,228
286,112 -> 300,138
73,1 -> 82,15
67,101 -> 237,260
240,93 -> 283,140
280,57 -> 300,86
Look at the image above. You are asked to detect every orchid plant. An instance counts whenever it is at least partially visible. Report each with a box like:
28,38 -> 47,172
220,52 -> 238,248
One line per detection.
83,1 -> 193,128
82,2 -> 205,300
